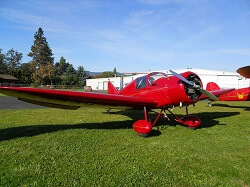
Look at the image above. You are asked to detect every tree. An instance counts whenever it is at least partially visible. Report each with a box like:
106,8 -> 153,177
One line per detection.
61,64 -> 78,85
17,63 -> 32,84
28,28 -> 55,86
0,49 -> 7,74
4,48 -> 22,76
94,71 -> 115,78
55,56 -> 70,76
113,67 -> 117,77
77,66 -> 87,86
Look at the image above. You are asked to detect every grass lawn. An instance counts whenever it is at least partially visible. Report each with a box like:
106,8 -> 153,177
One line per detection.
0,101 -> 249,186
0,93 -> 6,97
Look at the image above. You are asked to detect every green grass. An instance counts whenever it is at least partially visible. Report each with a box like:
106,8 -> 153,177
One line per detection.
0,101 -> 249,186
0,93 -> 6,96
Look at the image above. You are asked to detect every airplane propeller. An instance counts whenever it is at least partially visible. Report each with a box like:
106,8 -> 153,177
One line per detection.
169,70 -> 218,101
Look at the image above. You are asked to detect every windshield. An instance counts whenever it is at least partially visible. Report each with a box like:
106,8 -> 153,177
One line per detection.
148,72 -> 168,85
136,75 -> 147,89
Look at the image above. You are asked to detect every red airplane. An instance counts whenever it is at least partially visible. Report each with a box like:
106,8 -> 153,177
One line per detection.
0,70 -> 249,137
206,65 -> 250,103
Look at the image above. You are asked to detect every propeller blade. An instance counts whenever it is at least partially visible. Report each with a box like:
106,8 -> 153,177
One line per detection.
199,88 -> 219,101
170,70 -> 218,101
169,70 -> 194,86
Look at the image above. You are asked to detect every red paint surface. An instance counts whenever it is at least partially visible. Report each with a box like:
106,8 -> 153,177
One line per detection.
133,120 -> 152,134
181,115 -> 201,127
218,87 -> 250,101
206,82 -> 220,91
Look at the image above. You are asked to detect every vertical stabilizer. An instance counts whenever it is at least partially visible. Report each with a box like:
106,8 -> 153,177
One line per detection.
206,82 -> 220,91
108,81 -> 119,95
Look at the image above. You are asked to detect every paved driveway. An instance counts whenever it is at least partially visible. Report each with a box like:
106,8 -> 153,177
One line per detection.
0,96 -> 46,110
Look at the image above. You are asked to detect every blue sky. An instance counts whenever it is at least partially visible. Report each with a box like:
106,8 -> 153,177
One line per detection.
0,0 -> 250,72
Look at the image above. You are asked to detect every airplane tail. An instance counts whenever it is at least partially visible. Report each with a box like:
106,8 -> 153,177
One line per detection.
206,82 -> 220,91
218,87 -> 250,101
206,82 -> 250,101
108,81 -> 119,95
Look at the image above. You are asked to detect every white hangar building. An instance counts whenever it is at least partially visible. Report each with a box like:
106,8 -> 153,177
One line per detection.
86,68 -> 250,91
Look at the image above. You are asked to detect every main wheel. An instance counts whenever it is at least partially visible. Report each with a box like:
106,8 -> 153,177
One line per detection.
181,115 -> 201,128
133,120 -> 152,136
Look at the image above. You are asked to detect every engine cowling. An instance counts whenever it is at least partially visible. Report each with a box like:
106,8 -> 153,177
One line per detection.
161,71 -> 203,107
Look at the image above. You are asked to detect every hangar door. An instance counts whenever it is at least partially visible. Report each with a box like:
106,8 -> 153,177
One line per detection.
103,81 -> 114,90
98,82 -> 102,90
217,75 -> 238,89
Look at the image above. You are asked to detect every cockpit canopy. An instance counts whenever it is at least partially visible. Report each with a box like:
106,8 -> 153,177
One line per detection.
136,72 -> 168,89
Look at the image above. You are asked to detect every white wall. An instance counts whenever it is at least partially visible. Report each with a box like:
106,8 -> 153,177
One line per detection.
86,77 -> 121,90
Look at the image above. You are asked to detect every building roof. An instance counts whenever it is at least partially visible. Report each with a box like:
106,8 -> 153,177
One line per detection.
0,74 -> 18,80
154,68 -> 239,76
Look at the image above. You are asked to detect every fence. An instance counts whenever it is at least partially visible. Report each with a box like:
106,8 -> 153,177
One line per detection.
0,83 -> 31,87
0,83 -> 85,91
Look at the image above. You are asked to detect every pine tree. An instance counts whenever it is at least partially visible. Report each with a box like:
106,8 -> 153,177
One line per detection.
28,28 -> 55,86
113,67 -> 117,77
77,66 -> 87,86
55,56 -> 70,76
0,49 -> 7,74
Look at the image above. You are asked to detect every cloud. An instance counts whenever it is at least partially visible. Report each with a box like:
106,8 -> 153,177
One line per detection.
199,48 -> 250,56
123,10 -> 155,31
138,0 -> 203,5
0,8 -> 67,34
173,25 -> 220,48
219,48 -> 250,56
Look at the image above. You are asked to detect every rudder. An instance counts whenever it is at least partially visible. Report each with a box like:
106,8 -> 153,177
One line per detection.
108,81 -> 119,95
206,82 -> 220,91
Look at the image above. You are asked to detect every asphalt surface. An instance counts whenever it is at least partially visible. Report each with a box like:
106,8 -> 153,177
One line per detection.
0,96 -> 46,110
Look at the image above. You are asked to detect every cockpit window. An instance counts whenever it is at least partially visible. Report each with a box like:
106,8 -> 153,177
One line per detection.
136,73 -> 167,89
148,72 -> 168,85
136,76 -> 146,89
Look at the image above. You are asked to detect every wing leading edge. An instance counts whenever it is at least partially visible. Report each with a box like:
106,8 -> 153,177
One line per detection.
0,87 -> 158,110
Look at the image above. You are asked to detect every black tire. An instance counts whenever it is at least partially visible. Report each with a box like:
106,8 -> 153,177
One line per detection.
137,133 -> 149,137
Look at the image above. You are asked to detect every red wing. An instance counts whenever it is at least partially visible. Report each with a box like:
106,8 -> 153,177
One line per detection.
0,87 -> 158,110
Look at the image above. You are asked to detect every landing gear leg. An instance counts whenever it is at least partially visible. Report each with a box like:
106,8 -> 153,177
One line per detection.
166,108 -> 201,129
133,107 -> 168,137
143,106 -> 149,122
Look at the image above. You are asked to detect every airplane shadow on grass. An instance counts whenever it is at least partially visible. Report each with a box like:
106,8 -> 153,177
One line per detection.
211,103 -> 250,111
0,111 -> 240,142
107,110 -> 240,129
